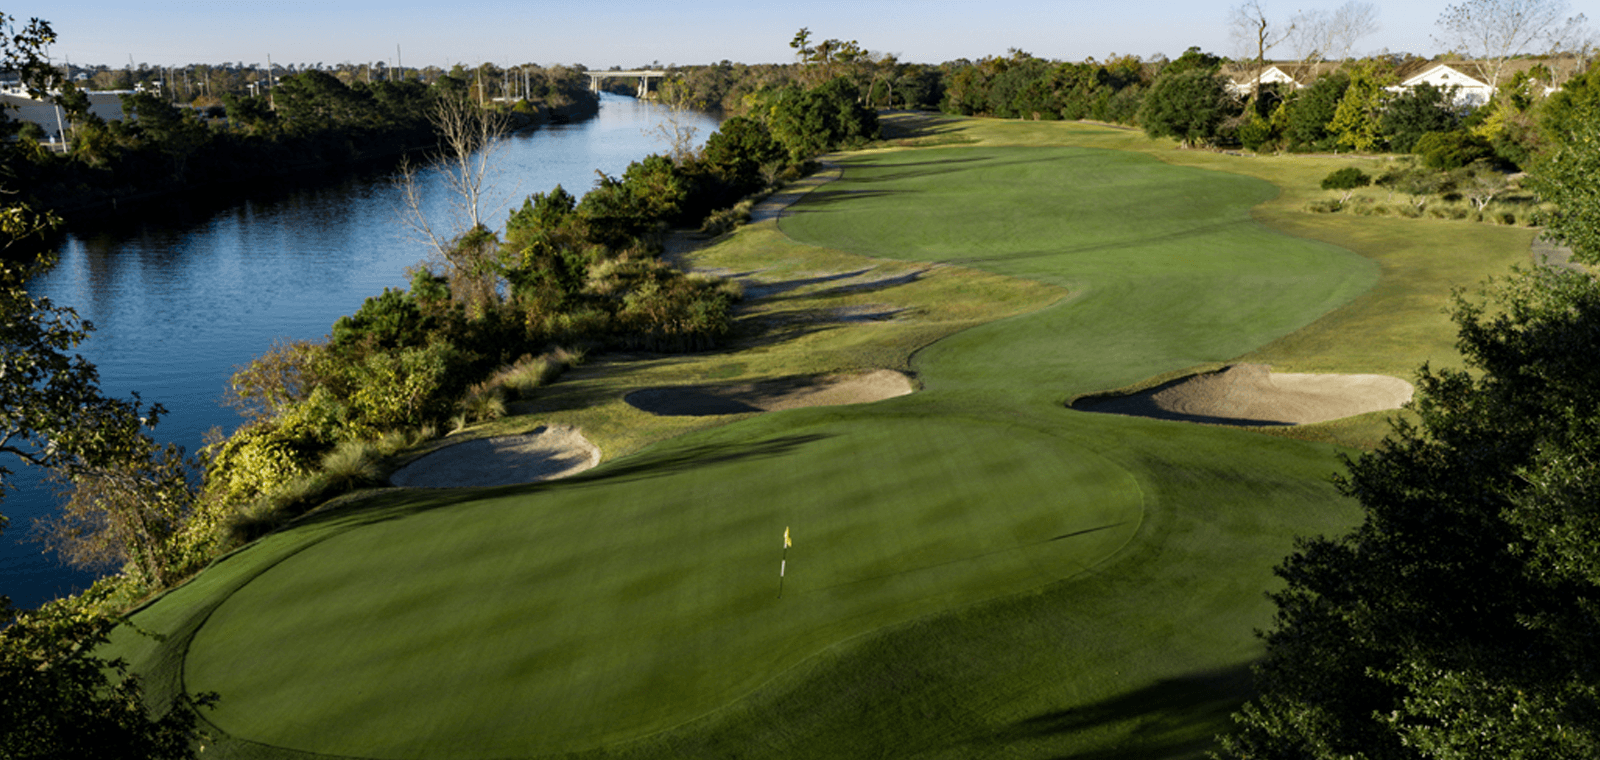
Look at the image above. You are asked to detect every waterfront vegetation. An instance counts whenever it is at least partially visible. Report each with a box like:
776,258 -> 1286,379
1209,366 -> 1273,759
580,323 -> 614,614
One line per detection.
4,64 -> 598,218
5,14 -> 1600,758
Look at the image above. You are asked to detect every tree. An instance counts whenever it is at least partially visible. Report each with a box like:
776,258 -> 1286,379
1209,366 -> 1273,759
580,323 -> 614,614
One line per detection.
1217,266 -> 1600,759
395,89 -> 513,312
1435,0 -> 1589,90
1138,65 -> 1233,147
1,254 -> 162,509
2,21 -> 212,756
1327,63 -> 1391,151
1231,0 -> 1296,100
1281,70 -> 1351,151
1381,82 -> 1462,152
0,13 -> 55,100
1,585 -> 214,759
1289,1 -> 1380,75
1528,100 -> 1600,264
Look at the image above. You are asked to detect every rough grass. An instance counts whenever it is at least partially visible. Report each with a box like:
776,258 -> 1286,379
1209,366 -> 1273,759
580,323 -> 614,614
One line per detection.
104,114 -> 1531,760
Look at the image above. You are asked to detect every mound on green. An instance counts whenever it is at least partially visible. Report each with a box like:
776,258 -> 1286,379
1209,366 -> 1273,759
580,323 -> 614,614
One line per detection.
104,125 -> 1518,760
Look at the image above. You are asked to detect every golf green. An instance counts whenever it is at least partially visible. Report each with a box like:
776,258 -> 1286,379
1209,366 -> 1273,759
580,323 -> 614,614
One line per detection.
114,143 -> 1379,759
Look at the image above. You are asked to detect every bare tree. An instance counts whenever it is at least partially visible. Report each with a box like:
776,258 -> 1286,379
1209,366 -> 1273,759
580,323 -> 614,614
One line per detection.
645,77 -> 703,165
395,93 -> 513,311
1435,0 -> 1589,89
1291,2 -> 1380,76
1231,1 -> 1297,98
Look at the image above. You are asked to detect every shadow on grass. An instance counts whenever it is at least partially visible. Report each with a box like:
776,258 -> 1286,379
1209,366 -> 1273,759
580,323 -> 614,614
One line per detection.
565,432 -> 835,485
740,267 -> 876,299
982,663 -> 1254,760
878,112 -> 966,141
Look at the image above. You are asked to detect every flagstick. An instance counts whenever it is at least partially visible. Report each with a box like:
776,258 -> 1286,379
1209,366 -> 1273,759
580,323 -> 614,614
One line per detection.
779,526 -> 791,599
778,545 -> 788,598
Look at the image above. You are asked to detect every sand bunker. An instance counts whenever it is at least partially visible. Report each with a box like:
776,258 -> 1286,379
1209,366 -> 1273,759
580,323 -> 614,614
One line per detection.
1074,364 -> 1413,426
626,369 -> 914,417
389,425 -> 600,488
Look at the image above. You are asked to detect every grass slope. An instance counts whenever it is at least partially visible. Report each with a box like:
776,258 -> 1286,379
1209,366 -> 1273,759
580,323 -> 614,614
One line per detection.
107,118 -> 1527,759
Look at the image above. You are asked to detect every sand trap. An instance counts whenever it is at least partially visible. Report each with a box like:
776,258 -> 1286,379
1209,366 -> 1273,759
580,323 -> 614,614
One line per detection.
626,369 -> 914,417
389,425 -> 600,488
1074,364 -> 1413,426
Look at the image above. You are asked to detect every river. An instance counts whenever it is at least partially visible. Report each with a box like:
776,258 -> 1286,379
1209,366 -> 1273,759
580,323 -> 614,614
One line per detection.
4,93 -> 722,609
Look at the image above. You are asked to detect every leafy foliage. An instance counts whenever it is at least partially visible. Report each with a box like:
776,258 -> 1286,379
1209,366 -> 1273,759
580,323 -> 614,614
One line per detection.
1381,82 -> 1462,153
1320,167 -> 1372,190
1413,129 -> 1495,169
1,584 -> 213,759
1529,102 -> 1600,265
1,254 -> 162,506
1218,267 -> 1600,759
1138,67 -> 1234,147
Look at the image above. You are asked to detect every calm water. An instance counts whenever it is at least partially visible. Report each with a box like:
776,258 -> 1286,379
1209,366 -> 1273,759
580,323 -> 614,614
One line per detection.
4,94 -> 721,609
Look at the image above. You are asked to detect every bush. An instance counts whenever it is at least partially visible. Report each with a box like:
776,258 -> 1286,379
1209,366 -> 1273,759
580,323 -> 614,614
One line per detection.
1238,114 -> 1277,152
1413,130 -> 1495,170
1321,167 -> 1372,191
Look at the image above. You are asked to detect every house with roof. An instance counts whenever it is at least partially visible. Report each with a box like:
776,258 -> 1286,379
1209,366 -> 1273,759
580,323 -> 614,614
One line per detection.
1390,62 -> 1496,107
1386,57 -> 1587,107
1225,64 -> 1302,97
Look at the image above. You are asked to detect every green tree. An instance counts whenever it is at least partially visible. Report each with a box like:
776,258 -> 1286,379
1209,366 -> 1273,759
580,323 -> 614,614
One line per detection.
1,584 -> 213,759
1,253 -> 161,505
1381,82 -> 1461,152
1281,70 -> 1350,151
1138,65 -> 1233,147
766,76 -> 879,160
1327,64 -> 1390,151
1529,102 -> 1600,264
0,13 -> 55,99
1217,266 -> 1600,759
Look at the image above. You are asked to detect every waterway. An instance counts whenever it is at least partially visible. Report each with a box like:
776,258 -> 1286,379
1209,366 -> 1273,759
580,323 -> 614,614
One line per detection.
4,93 -> 722,609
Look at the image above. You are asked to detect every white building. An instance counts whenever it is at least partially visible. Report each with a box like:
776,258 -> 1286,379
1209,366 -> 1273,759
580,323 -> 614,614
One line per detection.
0,90 -> 129,143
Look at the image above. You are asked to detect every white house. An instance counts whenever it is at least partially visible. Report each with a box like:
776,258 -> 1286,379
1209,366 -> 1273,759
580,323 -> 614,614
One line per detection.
1226,65 -> 1305,97
1389,63 -> 1495,108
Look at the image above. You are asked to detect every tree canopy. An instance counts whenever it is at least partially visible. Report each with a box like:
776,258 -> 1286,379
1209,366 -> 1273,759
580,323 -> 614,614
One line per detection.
1218,266 -> 1600,758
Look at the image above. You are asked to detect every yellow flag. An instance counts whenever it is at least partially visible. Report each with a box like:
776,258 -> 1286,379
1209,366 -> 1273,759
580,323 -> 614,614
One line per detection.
784,526 -> 791,549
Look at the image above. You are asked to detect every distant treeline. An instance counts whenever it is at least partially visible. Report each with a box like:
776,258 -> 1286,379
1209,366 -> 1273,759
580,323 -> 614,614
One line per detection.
1,65 -> 597,219
664,46 -> 1597,172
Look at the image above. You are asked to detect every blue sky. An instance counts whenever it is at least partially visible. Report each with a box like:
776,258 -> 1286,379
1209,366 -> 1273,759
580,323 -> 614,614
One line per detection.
23,1 -> 1505,69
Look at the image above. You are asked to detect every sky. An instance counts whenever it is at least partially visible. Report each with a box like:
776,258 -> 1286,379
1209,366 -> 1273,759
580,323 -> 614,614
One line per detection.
14,0 -> 1583,70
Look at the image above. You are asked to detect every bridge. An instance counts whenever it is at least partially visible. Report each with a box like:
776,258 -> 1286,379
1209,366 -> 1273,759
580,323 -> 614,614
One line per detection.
588,70 -> 667,98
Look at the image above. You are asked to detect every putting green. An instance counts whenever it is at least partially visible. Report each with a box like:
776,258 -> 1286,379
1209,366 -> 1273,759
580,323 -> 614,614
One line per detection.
186,415 -> 1142,758
112,140 -> 1382,759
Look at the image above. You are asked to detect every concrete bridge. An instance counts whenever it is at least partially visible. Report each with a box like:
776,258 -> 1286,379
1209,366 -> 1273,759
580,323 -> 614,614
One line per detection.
588,70 -> 667,98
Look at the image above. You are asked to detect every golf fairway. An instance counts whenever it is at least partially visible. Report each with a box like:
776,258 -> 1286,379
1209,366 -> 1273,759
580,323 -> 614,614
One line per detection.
110,141 -> 1387,759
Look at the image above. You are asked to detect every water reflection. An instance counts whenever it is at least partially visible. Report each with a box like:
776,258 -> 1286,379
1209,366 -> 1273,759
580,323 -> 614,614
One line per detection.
3,93 -> 719,608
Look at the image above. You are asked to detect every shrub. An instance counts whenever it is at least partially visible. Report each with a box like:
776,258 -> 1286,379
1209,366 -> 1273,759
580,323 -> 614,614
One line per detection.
701,199 -> 754,236
1321,167 -> 1372,191
1238,114 -> 1277,152
345,341 -> 464,431
456,381 -> 507,424
1414,130 -> 1495,170
320,439 -> 384,490
489,354 -> 564,399
330,287 -> 431,352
